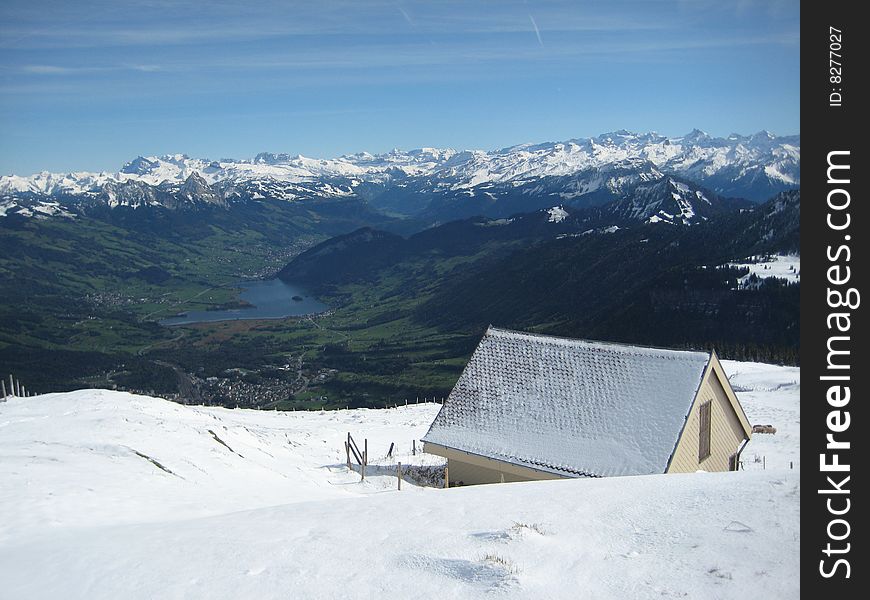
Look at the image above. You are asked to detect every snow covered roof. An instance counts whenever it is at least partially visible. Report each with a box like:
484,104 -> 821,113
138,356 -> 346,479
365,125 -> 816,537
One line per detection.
423,327 -> 712,477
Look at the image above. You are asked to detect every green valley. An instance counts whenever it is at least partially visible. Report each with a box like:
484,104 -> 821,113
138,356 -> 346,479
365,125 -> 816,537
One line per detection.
1,189 -> 800,409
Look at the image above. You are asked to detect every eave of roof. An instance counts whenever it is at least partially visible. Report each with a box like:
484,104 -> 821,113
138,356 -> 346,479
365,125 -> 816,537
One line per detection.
422,440 -> 600,478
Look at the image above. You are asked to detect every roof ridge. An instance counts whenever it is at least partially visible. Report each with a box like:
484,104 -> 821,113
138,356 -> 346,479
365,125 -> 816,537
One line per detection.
485,325 -> 710,358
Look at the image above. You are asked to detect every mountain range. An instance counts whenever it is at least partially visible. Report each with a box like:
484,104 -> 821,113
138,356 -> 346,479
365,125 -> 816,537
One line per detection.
0,129 -> 800,398
1,130 -> 799,224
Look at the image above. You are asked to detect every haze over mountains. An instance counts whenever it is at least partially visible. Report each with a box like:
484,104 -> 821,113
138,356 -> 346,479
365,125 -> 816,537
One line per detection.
1,130 -> 799,222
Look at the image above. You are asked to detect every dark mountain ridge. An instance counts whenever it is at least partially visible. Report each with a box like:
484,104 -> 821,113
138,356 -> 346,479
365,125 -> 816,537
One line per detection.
278,189 -> 800,364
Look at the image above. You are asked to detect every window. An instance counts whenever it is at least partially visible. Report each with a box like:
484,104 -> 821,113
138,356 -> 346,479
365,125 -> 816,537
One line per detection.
698,401 -> 712,461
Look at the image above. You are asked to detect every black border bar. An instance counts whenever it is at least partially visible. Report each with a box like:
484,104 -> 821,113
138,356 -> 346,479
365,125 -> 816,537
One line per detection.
803,2 -> 866,594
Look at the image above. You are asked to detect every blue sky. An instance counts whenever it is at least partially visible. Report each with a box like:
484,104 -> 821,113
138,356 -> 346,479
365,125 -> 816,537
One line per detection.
0,0 -> 799,174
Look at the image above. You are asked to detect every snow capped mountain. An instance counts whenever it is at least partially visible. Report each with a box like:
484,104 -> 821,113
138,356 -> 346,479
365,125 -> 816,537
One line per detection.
0,130 -> 798,219
0,170 -> 115,196
175,172 -> 226,207
99,178 -> 165,209
435,129 -> 798,196
606,176 -> 726,226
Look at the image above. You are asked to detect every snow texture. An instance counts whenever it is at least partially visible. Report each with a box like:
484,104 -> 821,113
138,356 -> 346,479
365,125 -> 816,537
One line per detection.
723,360 -> 800,470
423,327 -> 711,477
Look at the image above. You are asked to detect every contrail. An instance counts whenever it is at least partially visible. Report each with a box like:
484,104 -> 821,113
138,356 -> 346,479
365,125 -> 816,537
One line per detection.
397,6 -> 414,27
529,15 -> 544,48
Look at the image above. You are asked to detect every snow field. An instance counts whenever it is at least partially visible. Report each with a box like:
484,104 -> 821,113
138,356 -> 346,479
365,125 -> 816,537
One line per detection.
0,391 -> 443,543
0,360 -> 800,598
0,471 -> 800,599
723,360 -> 800,471
727,255 -> 800,288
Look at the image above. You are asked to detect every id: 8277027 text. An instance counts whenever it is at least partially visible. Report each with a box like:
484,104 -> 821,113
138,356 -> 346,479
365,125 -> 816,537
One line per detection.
829,27 -> 843,107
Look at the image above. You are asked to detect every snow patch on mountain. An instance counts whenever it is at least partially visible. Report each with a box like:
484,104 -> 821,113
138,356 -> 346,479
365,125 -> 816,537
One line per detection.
547,206 -> 568,223
727,255 -> 801,289
0,198 -> 76,219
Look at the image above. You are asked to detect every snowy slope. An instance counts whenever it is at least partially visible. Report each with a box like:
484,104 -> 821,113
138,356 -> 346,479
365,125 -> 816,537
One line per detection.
727,255 -> 801,289
0,391 -> 443,542
723,360 -> 800,470
0,360 -> 799,598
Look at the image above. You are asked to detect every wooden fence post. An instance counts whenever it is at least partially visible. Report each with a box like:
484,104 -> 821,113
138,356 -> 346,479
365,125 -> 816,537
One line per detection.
397,462 -> 402,491
347,433 -> 363,465
444,466 -> 449,489
345,441 -> 351,470
8,375 -> 13,397
412,440 -> 416,456
1,379 -> 6,399
362,438 -> 368,481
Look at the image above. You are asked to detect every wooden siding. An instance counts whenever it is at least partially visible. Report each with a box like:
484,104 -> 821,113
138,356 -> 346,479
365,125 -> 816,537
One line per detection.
424,442 -> 566,485
667,356 -> 750,473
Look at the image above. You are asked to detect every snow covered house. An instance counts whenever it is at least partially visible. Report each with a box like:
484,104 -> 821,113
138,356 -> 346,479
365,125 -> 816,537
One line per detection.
422,327 -> 752,485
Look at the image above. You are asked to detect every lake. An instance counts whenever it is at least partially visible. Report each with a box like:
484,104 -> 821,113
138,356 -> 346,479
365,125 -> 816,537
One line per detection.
159,279 -> 327,326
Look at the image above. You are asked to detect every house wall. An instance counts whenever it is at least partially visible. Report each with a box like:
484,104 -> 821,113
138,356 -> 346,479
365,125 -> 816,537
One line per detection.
667,359 -> 750,473
423,442 -> 566,485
